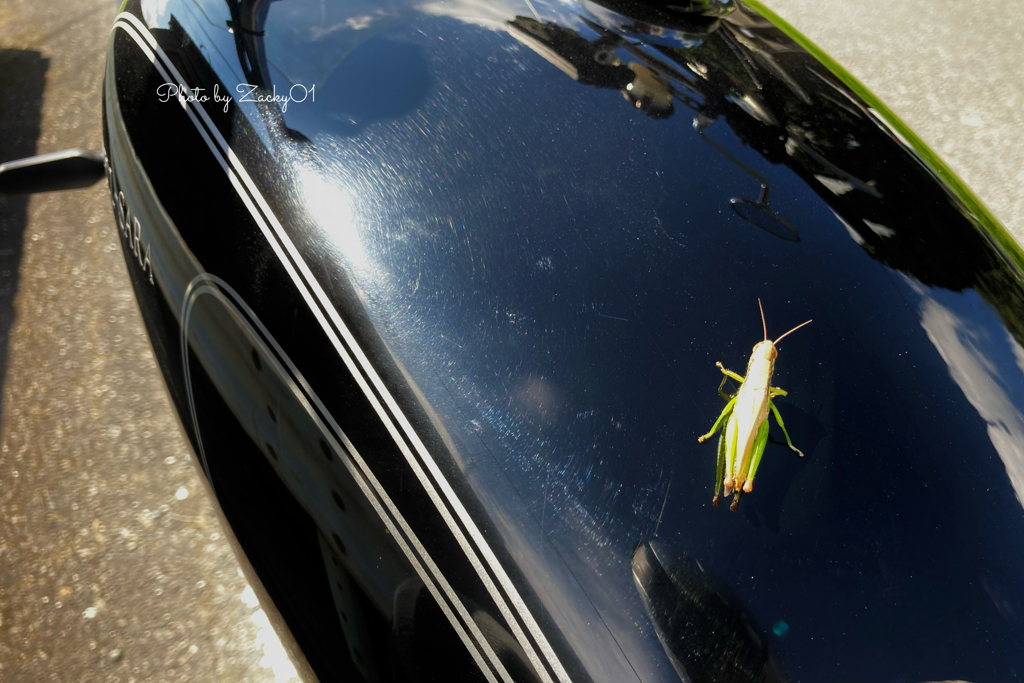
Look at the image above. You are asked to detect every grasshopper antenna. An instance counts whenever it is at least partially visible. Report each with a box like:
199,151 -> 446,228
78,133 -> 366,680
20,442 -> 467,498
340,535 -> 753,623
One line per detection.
758,299 -> 767,341
774,319 -> 812,344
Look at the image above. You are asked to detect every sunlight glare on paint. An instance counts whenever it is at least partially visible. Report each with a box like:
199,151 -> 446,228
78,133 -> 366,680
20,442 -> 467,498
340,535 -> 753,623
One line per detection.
296,166 -> 366,271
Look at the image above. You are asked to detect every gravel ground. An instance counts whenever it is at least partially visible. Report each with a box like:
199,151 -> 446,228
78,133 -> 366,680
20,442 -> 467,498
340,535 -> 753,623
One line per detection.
0,1 -> 1020,683
0,2 -> 296,682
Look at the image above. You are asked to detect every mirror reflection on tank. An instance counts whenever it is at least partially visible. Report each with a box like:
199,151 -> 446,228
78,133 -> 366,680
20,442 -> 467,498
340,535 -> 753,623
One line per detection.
494,0 -> 1023,354
694,119 -> 800,242
633,540 -> 786,683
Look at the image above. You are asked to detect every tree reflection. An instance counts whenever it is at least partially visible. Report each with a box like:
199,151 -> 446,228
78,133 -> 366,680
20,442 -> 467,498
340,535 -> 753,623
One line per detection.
507,1 -> 1024,347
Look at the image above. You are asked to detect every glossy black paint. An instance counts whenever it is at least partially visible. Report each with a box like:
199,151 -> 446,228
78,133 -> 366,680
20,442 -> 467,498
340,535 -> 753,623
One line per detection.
103,0 -> 1024,681
632,540 -> 784,683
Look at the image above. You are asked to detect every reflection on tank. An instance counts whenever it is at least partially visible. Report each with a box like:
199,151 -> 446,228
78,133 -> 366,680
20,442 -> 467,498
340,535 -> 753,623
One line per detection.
392,577 -> 545,683
227,0 -> 315,144
506,0 -> 1024,349
182,276 -> 541,682
633,540 -> 980,683
695,121 -> 800,242
632,540 -> 785,683
183,279 -> 404,680
508,16 -> 674,118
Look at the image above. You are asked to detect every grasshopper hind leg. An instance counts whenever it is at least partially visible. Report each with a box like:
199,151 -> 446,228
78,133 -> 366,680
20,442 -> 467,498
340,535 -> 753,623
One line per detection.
741,420 -> 771,494
713,430 -> 727,506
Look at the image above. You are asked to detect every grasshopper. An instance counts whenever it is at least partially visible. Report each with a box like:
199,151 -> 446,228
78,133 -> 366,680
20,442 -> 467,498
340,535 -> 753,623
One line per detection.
698,300 -> 811,511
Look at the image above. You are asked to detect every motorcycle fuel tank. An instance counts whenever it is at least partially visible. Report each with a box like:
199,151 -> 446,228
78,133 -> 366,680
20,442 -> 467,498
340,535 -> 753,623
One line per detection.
101,0 -> 1024,680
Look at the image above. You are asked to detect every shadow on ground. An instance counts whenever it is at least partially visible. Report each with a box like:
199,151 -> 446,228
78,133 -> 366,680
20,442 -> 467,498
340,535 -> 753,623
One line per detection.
0,48 -> 47,408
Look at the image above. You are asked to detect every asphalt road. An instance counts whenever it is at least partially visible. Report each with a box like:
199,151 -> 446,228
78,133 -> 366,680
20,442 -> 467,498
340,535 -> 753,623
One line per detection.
0,1 -> 1020,683
0,1 -> 298,682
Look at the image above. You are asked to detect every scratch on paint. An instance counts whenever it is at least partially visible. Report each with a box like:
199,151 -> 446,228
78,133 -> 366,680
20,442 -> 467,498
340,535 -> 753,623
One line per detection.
653,478 -> 672,537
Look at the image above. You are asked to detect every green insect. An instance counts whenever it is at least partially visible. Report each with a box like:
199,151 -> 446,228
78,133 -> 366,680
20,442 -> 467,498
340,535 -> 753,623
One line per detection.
698,300 -> 811,511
